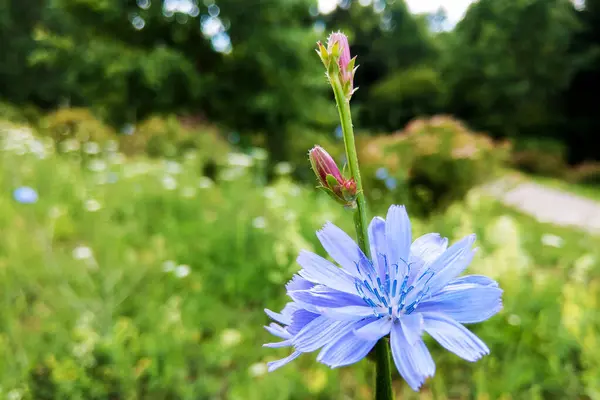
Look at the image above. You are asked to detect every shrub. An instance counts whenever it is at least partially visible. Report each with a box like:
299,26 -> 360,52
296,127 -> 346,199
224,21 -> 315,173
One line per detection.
0,101 -> 42,125
41,108 -> 114,150
568,162 -> 600,186
511,137 -> 569,178
118,115 -> 231,176
359,115 -> 509,215
362,66 -> 445,131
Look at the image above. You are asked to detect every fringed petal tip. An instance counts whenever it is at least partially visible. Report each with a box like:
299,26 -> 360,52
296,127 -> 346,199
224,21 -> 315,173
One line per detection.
267,351 -> 302,372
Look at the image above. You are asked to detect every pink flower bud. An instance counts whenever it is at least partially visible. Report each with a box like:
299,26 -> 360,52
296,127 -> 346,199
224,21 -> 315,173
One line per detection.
309,145 -> 343,186
327,32 -> 354,92
309,145 -> 357,207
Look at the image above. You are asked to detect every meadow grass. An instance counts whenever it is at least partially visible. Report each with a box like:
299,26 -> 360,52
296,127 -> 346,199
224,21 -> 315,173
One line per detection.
1,122 -> 599,399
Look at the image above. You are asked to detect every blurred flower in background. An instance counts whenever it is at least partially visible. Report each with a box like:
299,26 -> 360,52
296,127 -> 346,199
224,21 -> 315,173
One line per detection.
13,186 -> 38,204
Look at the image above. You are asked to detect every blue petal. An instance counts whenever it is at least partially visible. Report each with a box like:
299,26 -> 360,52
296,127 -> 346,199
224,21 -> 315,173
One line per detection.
317,305 -> 377,321
285,275 -> 315,291
400,313 -> 424,345
353,316 -> 392,340
390,322 -> 436,391
265,302 -> 299,325
292,316 -> 360,352
263,338 -> 293,348
287,309 -> 320,335
318,319 -> 378,368
288,285 -> 366,313
422,235 -> 477,295
316,222 -> 372,277
297,250 -> 357,294
427,248 -> 477,296
418,282 -> 503,324
428,234 -> 476,274
409,233 -> 448,280
368,216 -> 388,280
385,205 -> 412,279
449,275 -> 498,288
264,323 -> 291,339
267,350 -> 302,372
422,312 -> 489,362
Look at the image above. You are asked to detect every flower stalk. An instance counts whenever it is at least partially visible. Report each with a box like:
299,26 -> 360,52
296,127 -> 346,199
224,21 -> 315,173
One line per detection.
323,33 -> 394,400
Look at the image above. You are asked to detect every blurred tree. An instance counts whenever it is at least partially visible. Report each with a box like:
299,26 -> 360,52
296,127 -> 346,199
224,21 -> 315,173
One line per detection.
3,0 -> 333,162
0,0 -> 48,103
318,0 -> 441,131
442,0 -> 579,141
561,0 -> 600,162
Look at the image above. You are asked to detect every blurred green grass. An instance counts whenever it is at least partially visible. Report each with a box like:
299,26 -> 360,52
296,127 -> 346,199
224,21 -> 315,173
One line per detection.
1,122 -> 599,400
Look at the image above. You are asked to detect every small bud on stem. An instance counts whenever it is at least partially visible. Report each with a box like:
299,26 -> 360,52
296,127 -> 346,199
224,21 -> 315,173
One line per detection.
309,145 -> 358,207
319,31 -> 358,99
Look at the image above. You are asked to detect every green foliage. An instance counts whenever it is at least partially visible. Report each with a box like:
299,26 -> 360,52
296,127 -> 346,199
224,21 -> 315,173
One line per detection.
7,0 -> 332,162
443,0 -> 578,139
2,120 -> 600,398
359,116 -> 509,216
365,66 -> 445,130
118,115 -> 230,164
512,137 -> 569,178
41,108 -> 114,148
569,162 -> 600,187
0,101 -> 42,125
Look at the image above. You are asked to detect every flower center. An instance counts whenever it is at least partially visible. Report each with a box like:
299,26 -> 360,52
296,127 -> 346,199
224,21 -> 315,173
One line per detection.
354,254 -> 435,319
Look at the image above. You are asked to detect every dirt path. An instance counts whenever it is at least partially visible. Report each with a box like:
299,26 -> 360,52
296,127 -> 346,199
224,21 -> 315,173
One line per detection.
483,176 -> 600,235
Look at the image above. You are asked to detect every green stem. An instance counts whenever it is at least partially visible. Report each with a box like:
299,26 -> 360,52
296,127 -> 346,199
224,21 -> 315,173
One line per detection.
330,75 -> 393,400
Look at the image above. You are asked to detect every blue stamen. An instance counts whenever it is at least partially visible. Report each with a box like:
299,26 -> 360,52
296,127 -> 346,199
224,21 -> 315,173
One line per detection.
381,296 -> 388,308
355,281 -> 364,296
364,280 -> 374,294
373,288 -> 383,303
399,276 -> 409,295
405,303 -> 416,314
364,297 -> 377,308
391,279 -> 398,297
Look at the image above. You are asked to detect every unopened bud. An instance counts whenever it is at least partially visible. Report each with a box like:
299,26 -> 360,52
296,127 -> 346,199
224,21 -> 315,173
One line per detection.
324,31 -> 357,98
309,145 -> 357,207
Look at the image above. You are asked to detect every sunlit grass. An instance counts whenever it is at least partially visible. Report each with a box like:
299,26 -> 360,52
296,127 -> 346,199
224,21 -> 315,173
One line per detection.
1,122 -> 599,399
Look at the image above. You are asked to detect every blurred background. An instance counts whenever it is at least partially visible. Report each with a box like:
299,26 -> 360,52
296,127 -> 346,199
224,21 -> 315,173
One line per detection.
1,0 -> 600,398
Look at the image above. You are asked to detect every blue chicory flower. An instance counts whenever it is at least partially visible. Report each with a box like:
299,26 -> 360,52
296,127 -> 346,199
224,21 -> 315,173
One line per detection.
375,167 -> 389,180
264,204 -> 502,391
13,186 -> 38,204
384,177 -> 397,191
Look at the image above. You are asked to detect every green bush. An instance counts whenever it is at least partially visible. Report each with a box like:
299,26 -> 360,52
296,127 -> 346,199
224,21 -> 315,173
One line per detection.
0,101 -> 42,125
363,66 -> 445,131
119,115 -> 230,166
41,108 -> 115,150
1,120 -> 600,399
568,162 -> 600,186
511,137 -> 569,178
359,116 -> 509,215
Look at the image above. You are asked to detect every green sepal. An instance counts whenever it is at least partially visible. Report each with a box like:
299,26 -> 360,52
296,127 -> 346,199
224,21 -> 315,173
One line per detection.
316,42 -> 329,67
329,41 -> 340,58
325,173 -> 340,189
341,187 -> 357,202
347,56 -> 357,72
342,163 -> 349,178
318,186 -> 349,206
327,59 -> 340,78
